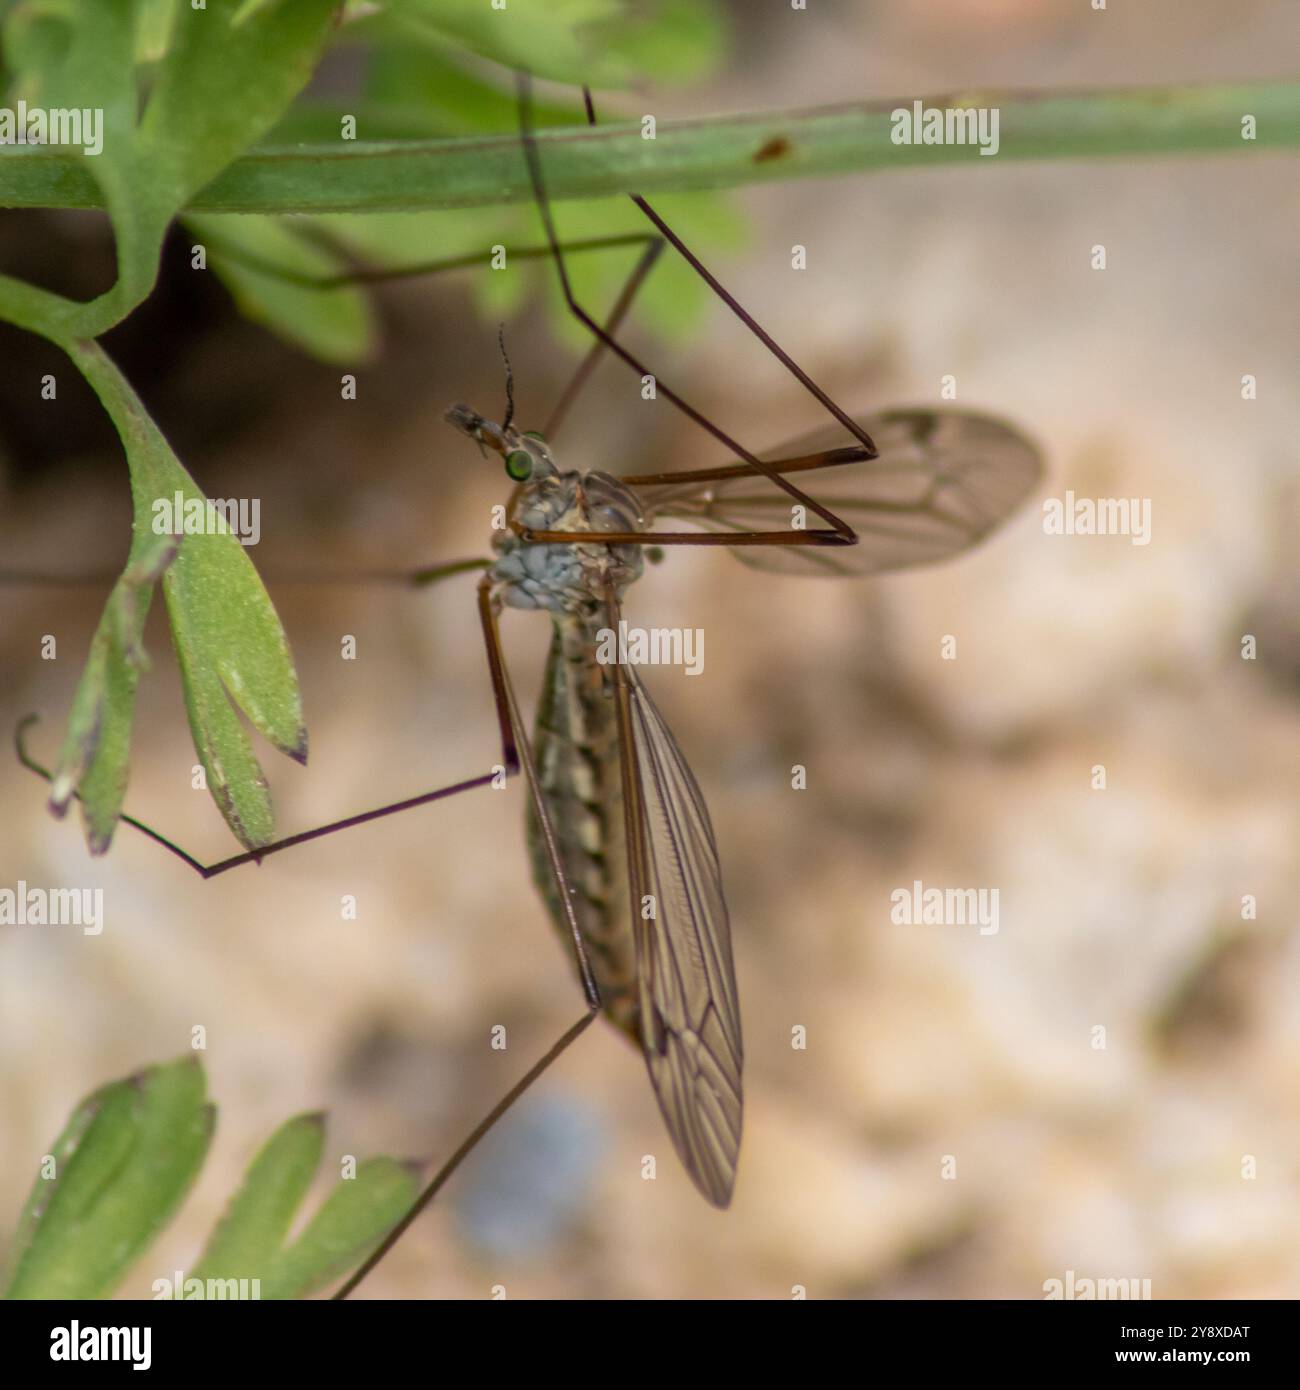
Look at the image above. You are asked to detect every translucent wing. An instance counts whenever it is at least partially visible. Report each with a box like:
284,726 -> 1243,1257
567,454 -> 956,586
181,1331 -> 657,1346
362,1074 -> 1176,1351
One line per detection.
637,407 -> 1043,577
613,659 -> 743,1208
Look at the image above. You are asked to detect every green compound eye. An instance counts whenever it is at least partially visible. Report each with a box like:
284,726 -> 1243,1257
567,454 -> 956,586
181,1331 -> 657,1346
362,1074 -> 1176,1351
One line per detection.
505,449 -> 533,482
522,430 -> 546,442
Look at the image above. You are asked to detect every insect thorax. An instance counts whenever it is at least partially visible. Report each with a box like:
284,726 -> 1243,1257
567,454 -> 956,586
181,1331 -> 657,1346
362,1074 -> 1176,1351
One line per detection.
491,467 -> 646,614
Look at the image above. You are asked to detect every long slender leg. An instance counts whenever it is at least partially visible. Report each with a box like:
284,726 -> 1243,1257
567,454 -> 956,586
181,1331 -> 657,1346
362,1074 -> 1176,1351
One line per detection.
333,1008 -> 598,1298
513,523 -> 858,549
573,85 -> 877,461
1,558 -> 493,591
620,445 -> 870,488
627,191 -> 875,453
17,572 -> 516,878
237,557 -> 495,588
533,82 -> 668,442
514,73 -> 857,548
537,86 -> 644,442
544,236 -> 664,441
333,586 -> 607,1298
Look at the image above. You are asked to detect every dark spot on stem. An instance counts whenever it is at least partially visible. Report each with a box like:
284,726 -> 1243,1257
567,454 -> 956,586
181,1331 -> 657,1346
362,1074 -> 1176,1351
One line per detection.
754,136 -> 791,163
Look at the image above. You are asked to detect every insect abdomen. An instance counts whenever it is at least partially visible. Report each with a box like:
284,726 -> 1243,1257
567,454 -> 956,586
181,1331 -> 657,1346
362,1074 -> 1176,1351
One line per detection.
525,616 -> 638,1036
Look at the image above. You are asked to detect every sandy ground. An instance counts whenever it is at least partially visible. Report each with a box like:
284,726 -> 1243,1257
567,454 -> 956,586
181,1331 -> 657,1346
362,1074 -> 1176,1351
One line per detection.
2,1 -> 1300,1298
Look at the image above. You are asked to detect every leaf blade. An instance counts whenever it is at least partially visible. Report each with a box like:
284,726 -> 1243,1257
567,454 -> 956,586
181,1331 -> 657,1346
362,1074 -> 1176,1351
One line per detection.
191,1113 -> 327,1284
262,1157 -> 421,1300
3,1058 -> 214,1300
66,340 -> 306,853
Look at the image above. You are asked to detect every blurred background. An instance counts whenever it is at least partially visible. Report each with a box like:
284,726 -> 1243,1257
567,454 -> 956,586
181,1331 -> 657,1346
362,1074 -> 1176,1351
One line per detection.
3,0 -> 1300,1298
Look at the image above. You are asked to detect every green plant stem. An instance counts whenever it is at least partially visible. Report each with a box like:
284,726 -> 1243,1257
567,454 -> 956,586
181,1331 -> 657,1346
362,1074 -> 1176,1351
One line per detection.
0,80 -> 1293,216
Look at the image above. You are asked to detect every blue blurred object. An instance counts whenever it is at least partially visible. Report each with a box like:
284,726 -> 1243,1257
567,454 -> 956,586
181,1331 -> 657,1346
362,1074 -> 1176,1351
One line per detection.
452,1089 -> 608,1258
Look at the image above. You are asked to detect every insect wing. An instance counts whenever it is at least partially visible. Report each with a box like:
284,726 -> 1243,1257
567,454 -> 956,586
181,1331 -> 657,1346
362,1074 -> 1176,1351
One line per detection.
614,661 -> 743,1207
640,407 -> 1043,577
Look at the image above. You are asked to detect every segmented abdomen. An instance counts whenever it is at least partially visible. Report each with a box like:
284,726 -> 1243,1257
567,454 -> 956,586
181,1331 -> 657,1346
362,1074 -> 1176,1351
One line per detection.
525,615 -> 638,1036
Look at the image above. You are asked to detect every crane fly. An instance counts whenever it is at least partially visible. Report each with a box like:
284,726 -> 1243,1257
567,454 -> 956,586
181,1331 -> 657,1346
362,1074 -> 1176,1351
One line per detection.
11,73 -> 1044,1294
439,400 -> 1040,1213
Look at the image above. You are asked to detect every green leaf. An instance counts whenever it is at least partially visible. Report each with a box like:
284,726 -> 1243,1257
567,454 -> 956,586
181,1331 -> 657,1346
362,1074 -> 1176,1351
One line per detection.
379,0 -> 724,87
381,0 -> 620,88
0,1 -> 338,855
0,0 -> 340,344
361,40 -> 584,137
186,212 -> 377,364
191,1113 -> 327,1282
138,0 -> 340,213
598,0 -> 727,86
47,531 -> 180,853
0,0 -> 146,340
4,1060 -> 418,1301
258,1157 -> 420,1300
64,340 -> 307,853
3,1058 -> 213,1300
192,1116 -> 418,1299
0,2 -> 330,852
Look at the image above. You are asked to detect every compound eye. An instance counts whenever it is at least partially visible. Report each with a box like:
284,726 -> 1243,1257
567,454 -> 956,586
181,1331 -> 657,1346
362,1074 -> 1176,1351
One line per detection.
523,430 -> 547,443
505,449 -> 533,482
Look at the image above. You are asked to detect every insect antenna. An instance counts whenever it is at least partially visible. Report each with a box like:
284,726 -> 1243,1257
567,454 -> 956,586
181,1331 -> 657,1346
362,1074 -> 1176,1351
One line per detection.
498,323 -> 516,433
